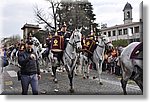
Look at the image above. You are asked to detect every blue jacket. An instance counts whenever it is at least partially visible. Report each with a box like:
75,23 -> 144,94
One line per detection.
18,50 -> 40,75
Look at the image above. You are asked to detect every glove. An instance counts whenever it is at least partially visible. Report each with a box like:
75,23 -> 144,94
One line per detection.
30,54 -> 36,60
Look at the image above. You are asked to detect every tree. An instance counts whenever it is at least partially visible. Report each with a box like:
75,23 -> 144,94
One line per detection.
57,0 -> 98,35
34,0 -> 99,35
1,35 -> 21,47
112,39 -> 128,47
34,0 -> 60,32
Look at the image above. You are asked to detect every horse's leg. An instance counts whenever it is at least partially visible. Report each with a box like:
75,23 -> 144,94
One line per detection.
97,60 -> 103,85
77,58 -> 82,75
1,67 -> 4,73
69,70 -> 74,93
83,59 -> 89,79
43,57 -> 46,73
14,57 -> 16,65
120,66 -> 131,95
65,64 -> 74,93
133,66 -> 143,93
46,56 -> 50,72
52,66 -> 58,83
134,75 -> 143,93
74,65 -> 78,76
80,55 -> 84,76
48,57 -> 52,73
10,55 -> 13,65
86,62 -> 90,79
83,61 -> 87,79
121,78 -> 127,95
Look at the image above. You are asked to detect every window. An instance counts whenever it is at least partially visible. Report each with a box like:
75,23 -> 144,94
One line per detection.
108,31 -> 111,37
104,32 -> 106,35
134,26 -> 139,33
113,30 -> 116,36
127,11 -> 130,18
130,27 -> 133,34
118,29 -> 122,35
123,29 -> 128,35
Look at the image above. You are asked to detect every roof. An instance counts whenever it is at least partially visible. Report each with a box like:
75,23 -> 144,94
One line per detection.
123,2 -> 133,11
21,23 -> 41,30
100,22 -> 141,31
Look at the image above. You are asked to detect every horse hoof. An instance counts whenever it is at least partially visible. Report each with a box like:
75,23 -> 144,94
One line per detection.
53,79 -> 58,83
99,82 -> 103,85
93,76 -> 97,79
69,89 -> 74,93
83,77 -> 86,79
75,74 -> 78,76
51,73 -> 54,77
86,76 -> 89,79
40,90 -> 47,94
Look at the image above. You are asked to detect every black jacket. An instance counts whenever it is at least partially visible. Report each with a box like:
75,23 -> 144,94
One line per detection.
18,50 -> 40,75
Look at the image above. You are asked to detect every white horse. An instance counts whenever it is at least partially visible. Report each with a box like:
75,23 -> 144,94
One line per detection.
63,29 -> 82,92
10,47 -> 19,66
40,47 -> 53,72
81,35 -> 113,85
119,42 -> 143,95
31,37 -> 43,59
51,29 -> 82,92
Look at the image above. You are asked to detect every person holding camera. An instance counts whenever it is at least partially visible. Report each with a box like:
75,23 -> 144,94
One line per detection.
18,40 -> 41,95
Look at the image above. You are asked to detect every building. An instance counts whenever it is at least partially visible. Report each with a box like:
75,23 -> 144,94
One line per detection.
100,2 -> 143,42
21,23 -> 41,40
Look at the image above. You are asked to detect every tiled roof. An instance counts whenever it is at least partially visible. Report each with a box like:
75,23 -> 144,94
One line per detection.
123,2 -> 133,11
100,22 -> 140,31
21,23 -> 41,29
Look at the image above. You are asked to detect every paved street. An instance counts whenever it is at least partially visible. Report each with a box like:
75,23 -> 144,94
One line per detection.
0,64 -> 142,95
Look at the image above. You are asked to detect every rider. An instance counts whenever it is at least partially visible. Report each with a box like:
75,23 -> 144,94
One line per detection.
42,36 -> 51,59
85,33 -> 97,70
53,22 -> 71,65
56,22 -> 71,49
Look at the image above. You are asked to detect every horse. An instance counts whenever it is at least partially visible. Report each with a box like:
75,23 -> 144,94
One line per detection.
119,42 -> 143,95
29,36 -> 46,67
40,47 -> 52,72
31,37 -> 43,59
81,35 -> 113,85
10,46 -> 19,66
51,28 -> 82,93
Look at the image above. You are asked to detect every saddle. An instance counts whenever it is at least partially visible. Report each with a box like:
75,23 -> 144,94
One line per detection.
51,35 -> 64,52
82,38 -> 96,54
130,42 -> 143,60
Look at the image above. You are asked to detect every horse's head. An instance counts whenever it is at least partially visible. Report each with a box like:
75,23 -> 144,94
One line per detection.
71,28 -> 82,52
99,35 -> 113,51
31,37 -> 42,52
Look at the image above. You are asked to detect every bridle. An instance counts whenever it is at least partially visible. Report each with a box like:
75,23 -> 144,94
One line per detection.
101,38 -> 112,50
65,31 -> 81,61
68,31 -> 81,49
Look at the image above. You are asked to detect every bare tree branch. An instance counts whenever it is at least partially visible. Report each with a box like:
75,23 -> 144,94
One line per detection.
37,14 -> 55,30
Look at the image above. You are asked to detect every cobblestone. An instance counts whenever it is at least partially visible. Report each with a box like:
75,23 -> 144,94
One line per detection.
1,65 -> 142,95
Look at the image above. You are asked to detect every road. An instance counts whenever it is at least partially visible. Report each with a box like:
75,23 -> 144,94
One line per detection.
0,64 -> 142,95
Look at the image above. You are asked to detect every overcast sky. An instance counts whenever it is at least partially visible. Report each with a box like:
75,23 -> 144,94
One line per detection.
0,0 -> 143,38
